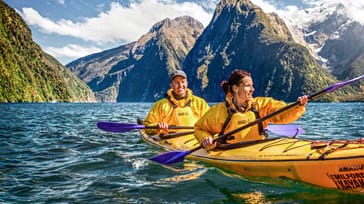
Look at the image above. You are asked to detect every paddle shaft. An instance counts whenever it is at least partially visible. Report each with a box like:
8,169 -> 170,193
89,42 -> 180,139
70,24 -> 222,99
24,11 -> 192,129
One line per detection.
158,124 -> 303,140
159,131 -> 195,139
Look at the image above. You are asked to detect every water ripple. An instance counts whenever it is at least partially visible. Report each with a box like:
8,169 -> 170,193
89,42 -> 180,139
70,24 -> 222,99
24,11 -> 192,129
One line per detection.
0,102 -> 363,203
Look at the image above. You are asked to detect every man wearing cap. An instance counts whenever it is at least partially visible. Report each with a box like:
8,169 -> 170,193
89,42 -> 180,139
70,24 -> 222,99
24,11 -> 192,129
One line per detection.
144,70 -> 209,135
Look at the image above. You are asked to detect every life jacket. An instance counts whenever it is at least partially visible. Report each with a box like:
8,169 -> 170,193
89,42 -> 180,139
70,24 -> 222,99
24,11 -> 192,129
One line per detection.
219,100 -> 267,143
166,96 -> 198,132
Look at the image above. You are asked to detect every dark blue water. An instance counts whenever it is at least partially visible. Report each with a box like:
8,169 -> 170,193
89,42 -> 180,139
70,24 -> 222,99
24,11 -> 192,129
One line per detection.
1,102 -> 364,203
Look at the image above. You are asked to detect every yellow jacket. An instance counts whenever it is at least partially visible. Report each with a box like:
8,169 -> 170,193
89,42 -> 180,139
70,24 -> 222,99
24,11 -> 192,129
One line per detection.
144,88 -> 209,134
194,94 -> 306,143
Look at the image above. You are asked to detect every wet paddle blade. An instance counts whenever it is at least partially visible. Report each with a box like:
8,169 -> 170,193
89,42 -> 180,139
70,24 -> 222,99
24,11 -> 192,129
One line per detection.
149,150 -> 190,164
265,124 -> 305,137
326,74 -> 364,93
97,122 -> 145,133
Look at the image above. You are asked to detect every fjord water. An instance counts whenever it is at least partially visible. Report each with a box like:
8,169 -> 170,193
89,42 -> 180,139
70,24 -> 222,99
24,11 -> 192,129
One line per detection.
1,102 -> 364,203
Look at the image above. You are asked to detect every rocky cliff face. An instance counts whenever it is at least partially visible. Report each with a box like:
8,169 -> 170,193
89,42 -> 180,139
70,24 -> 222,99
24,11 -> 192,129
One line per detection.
0,1 -> 95,102
183,0 -> 343,102
67,16 -> 204,102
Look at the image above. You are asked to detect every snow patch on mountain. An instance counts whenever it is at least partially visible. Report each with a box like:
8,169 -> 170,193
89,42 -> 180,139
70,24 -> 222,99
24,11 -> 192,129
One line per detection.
252,0 -> 364,74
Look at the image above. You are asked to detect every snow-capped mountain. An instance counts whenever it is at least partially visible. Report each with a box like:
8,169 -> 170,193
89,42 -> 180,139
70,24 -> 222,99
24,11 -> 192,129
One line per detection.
286,1 -> 364,80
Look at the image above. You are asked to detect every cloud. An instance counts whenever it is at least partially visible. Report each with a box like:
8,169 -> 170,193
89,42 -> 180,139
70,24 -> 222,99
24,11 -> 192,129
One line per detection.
57,0 -> 65,5
250,0 -> 308,27
19,0 -> 213,43
251,0 -> 364,26
250,0 -> 278,13
304,0 -> 364,25
44,44 -> 102,58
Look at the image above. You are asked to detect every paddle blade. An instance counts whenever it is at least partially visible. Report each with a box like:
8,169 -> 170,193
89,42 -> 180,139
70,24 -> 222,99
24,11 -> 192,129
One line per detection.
265,124 -> 305,137
326,74 -> 364,93
149,150 -> 190,164
97,122 -> 144,133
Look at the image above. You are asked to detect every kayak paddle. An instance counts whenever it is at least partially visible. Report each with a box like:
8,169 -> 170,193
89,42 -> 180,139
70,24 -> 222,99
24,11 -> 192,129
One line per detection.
97,121 -> 193,133
150,74 -> 364,165
98,120 -> 303,136
156,124 -> 305,139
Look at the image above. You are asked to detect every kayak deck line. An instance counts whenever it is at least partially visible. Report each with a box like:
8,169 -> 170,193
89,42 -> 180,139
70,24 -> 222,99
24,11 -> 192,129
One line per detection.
154,134 -> 364,161
141,130 -> 364,192
188,153 -> 364,162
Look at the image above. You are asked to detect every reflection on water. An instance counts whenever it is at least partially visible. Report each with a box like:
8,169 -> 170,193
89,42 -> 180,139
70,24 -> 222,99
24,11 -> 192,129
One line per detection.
162,162 -> 208,182
233,191 -> 266,203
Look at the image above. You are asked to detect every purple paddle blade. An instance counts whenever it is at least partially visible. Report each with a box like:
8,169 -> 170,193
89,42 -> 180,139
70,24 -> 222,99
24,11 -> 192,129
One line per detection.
149,150 -> 190,164
326,74 -> 364,93
97,122 -> 144,132
265,124 -> 305,137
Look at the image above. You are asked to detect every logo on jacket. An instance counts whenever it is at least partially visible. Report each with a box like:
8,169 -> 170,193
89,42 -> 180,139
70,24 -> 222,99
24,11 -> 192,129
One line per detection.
178,112 -> 190,116
237,120 -> 248,125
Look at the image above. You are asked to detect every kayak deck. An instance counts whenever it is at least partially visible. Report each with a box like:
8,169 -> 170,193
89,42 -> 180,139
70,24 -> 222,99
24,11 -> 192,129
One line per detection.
141,131 -> 364,192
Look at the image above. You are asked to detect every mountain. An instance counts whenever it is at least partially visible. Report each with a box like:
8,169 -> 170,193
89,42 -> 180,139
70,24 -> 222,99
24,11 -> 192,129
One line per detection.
67,0 -> 363,102
183,0 -> 351,102
67,16 -> 204,102
0,1 -> 95,103
289,2 -> 364,98
294,3 -> 364,76
66,43 -> 136,102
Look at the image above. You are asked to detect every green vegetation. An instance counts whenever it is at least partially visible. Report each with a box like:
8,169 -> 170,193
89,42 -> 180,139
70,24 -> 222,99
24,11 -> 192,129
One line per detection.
0,1 -> 94,102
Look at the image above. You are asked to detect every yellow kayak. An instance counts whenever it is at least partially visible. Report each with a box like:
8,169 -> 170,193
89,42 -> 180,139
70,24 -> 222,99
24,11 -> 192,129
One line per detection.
141,130 -> 364,193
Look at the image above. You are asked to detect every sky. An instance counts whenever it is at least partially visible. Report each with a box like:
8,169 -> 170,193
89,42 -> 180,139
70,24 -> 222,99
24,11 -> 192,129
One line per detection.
3,0 -> 364,65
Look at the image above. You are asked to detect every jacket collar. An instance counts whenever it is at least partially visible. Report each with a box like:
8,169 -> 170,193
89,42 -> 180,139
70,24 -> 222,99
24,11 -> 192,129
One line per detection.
166,88 -> 193,106
225,93 -> 253,113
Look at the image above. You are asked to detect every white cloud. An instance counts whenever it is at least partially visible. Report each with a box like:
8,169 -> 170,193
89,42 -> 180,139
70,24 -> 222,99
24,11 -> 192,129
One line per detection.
305,0 -> 364,25
250,0 -> 278,13
251,0 -> 306,27
44,44 -> 102,58
252,0 -> 364,26
19,0 -> 213,43
18,0 -> 215,63
57,0 -> 65,5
